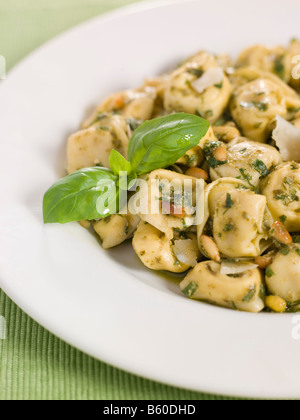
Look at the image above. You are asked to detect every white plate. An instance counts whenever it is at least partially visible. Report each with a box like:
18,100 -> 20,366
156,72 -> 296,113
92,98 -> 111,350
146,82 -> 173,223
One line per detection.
0,0 -> 300,399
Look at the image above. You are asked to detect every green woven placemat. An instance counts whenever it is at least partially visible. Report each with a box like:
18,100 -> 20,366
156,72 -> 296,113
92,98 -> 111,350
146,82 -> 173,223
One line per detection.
0,0 -> 235,400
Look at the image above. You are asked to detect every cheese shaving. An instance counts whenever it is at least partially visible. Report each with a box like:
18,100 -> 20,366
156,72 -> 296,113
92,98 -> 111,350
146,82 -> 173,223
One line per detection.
272,115 -> 300,162
173,240 -> 198,267
220,262 -> 258,275
191,67 -> 224,94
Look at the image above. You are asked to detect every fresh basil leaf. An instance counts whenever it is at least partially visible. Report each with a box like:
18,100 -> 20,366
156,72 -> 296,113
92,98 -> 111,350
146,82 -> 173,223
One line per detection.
109,150 -> 137,190
118,170 -> 137,191
128,113 -> 209,175
43,167 -> 120,224
109,150 -> 132,176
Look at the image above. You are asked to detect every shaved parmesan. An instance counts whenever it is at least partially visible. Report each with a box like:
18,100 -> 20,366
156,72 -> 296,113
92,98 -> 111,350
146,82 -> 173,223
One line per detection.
172,240 -> 198,267
191,67 -> 224,94
220,262 -> 258,275
272,115 -> 300,162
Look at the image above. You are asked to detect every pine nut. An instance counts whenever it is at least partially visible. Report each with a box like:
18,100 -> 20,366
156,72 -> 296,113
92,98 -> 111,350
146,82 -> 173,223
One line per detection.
185,167 -> 209,181
255,255 -> 273,269
271,221 -> 293,245
199,235 -> 221,262
213,143 -> 227,162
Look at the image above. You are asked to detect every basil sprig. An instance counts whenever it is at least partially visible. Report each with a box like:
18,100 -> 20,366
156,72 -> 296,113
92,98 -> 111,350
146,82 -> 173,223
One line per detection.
43,113 -> 209,224
129,113 -> 209,174
43,167 -> 122,223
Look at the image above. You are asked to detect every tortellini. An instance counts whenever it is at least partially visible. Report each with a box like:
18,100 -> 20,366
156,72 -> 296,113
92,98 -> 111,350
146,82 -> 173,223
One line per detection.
132,169 -> 202,237
212,123 -> 241,143
164,51 -> 232,123
236,45 -> 287,78
83,86 -> 157,128
265,245 -> 300,303
180,261 -> 265,313
262,162 -> 300,232
93,207 -> 140,249
236,41 -> 300,92
67,113 -> 130,174
209,139 -> 282,186
133,221 -> 200,273
230,74 -> 300,142
199,178 -> 273,258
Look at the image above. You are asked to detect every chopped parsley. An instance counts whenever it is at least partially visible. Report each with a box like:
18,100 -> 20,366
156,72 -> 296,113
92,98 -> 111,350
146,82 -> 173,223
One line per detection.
182,281 -> 198,298
203,141 -> 227,168
274,56 -> 285,79
243,285 -> 256,302
240,101 -> 269,112
186,154 -> 197,166
259,284 -> 266,301
92,112 -> 110,125
287,106 -> 300,114
274,193 -> 289,202
286,299 -> 300,312
126,117 -> 143,131
279,215 -> 287,224
224,223 -> 235,232
254,121 -> 263,129
274,185 -> 299,205
182,218 -> 188,229
255,102 -> 269,112
239,168 -> 258,192
205,110 -> 214,119
252,159 -> 270,177
224,193 -> 234,214
187,68 -> 204,78
231,301 -> 238,310
280,246 -> 290,256
266,266 -> 275,278
214,81 -> 223,89
284,177 -> 293,186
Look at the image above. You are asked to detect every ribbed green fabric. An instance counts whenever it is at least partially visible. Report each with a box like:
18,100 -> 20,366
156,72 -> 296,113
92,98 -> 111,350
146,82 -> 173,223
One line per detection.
0,0 -> 235,400
0,291 -> 235,400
